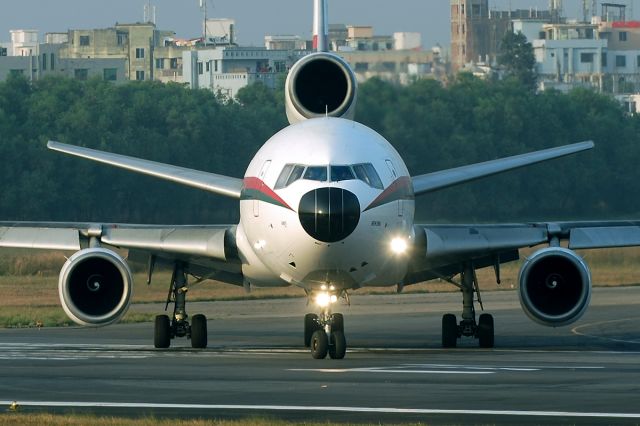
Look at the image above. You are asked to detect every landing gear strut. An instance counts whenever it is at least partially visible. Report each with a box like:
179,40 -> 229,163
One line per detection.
154,263 -> 208,349
304,288 -> 347,359
441,263 -> 494,349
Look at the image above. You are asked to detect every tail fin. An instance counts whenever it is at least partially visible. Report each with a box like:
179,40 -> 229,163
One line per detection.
313,0 -> 329,52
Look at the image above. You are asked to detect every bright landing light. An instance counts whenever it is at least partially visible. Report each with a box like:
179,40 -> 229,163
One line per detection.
390,237 -> 408,254
315,292 -> 338,307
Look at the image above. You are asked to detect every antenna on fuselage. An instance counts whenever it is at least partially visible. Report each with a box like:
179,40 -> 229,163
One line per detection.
313,0 -> 329,52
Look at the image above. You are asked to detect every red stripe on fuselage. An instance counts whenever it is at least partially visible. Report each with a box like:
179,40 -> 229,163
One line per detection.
242,177 -> 293,211
364,176 -> 414,211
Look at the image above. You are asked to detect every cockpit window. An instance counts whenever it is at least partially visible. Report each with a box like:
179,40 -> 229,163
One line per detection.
330,165 -> 355,182
274,163 -> 384,189
303,166 -> 328,181
353,163 -> 383,189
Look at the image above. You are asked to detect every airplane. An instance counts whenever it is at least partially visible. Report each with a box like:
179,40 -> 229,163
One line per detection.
2,0 -> 640,360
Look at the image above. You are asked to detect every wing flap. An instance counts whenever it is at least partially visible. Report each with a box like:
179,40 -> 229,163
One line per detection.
0,226 -> 80,250
569,226 -> 640,249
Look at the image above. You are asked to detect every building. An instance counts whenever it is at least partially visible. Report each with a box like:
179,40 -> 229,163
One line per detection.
9,29 -> 38,56
338,49 -> 440,85
450,0 -> 552,72
264,35 -> 307,51
183,46 -> 305,97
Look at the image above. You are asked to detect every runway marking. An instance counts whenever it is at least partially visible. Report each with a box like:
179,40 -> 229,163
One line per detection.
288,367 -> 495,375
2,400 -> 640,419
572,317 -> 640,345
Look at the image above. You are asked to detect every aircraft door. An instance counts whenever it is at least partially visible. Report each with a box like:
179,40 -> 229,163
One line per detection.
254,160 -> 271,217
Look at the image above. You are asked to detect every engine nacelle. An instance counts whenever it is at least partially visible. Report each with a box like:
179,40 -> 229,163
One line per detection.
58,248 -> 133,327
285,52 -> 357,124
518,247 -> 591,327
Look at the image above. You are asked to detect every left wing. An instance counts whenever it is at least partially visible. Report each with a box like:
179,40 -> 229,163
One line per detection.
405,221 -> 640,284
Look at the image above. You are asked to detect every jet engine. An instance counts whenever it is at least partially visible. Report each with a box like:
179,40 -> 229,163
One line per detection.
285,52 -> 357,124
518,247 -> 591,327
58,248 -> 133,326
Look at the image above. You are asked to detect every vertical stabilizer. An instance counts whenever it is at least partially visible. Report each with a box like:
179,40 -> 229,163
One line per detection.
313,0 -> 329,52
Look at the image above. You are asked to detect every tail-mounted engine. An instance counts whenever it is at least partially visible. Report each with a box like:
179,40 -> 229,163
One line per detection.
285,52 -> 357,124
58,248 -> 133,326
518,247 -> 591,327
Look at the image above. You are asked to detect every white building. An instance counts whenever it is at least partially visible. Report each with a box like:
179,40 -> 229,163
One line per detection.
183,46 -> 306,97
10,29 -> 38,56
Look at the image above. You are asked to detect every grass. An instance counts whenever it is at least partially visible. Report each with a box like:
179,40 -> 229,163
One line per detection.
1,246 -> 639,328
0,413 -> 425,426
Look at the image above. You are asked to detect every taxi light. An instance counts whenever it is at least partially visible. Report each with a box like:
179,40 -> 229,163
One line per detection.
315,292 -> 331,307
390,237 -> 408,254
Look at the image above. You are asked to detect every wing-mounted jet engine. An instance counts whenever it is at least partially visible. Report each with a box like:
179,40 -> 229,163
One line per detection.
58,247 -> 133,326
285,52 -> 358,124
518,247 -> 592,327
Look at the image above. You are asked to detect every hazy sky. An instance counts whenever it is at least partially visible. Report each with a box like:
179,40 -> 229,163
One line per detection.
0,0 -> 607,48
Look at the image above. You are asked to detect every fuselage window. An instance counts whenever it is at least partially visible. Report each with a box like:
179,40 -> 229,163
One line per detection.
304,166 -> 328,182
330,165 -> 355,182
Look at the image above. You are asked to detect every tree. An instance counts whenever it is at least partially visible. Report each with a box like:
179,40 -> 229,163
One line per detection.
498,31 -> 537,91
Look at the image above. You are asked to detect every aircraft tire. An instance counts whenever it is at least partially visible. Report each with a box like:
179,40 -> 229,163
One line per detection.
190,314 -> 208,349
442,313 -> 458,348
328,330 -> 347,359
478,313 -> 494,348
304,313 -> 320,347
310,330 -> 329,359
331,313 -> 344,333
154,315 -> 171,349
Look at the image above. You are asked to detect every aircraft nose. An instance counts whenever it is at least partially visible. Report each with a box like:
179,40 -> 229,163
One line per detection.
298,187 -> 360,243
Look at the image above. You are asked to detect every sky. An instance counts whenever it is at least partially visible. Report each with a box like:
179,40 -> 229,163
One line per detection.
0,0 -> 624,48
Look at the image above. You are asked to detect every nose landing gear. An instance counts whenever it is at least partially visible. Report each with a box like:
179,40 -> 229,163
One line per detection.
304,288 -> 347,359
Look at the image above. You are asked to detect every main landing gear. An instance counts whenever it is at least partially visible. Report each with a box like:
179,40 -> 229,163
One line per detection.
441,263 -> 494,349
154,263 -> 208,349
304,287 -> 347,359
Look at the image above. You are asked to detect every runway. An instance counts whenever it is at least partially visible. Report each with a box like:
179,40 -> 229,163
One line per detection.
1,286 -> 640,424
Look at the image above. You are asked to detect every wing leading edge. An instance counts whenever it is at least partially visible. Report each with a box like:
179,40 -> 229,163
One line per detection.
47,141 -> 244,199
411,141 -> 594,196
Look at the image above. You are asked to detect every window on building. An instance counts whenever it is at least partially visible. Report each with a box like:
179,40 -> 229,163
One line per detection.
9,69 -> 24,76
135,48 -> 145,59
354,62 -> 368,72
136,70 -> 145,80
637,55 -> 640,67
616,55 -> 626,67
50,53 -> 55,70
155,58 -> 165,69
580,53 -> 594,63
117,31 -> 128,46
197,62 -> 203,75
0,47 -> 6,56
42,53 -> 47,70
461,4 -> 465,15
619,31 -> 628,42
382,62 -> 396,72
472,4 -> 481,16
214,60 -> 219,72
170,58 -> 178,69
206,61 -> 210,72
74,69 -> 88,80
79,35 -> 90,46
601,53 -> 608,67
103,68 -> 117,81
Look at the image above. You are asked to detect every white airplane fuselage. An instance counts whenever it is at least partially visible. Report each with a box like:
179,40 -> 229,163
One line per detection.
237,117 -> 415,291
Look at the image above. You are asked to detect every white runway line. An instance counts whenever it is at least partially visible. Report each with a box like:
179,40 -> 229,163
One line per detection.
2,400 -> 640,419
572,317 -> 640,344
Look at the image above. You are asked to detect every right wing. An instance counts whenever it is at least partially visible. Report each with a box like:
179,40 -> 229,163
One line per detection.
0,222 -> 243,285
48,141 -> 244,199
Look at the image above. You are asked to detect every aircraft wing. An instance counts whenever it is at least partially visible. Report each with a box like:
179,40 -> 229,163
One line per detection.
411,141 -> 594,196
0,222 -> 243,285
405,221 -> 640,284
47,141 -> 244,199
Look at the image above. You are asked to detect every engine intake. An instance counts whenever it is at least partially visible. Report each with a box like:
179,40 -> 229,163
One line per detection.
285,52 -> 357,124
58,248 -> 133,326
518,247 -> 591,327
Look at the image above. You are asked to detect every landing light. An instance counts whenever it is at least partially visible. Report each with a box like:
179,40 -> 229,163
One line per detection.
390,237 -> 408,254
315,292 -> 338,307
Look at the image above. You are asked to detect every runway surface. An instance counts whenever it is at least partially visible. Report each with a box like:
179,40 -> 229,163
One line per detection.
1,286 -> 640,424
